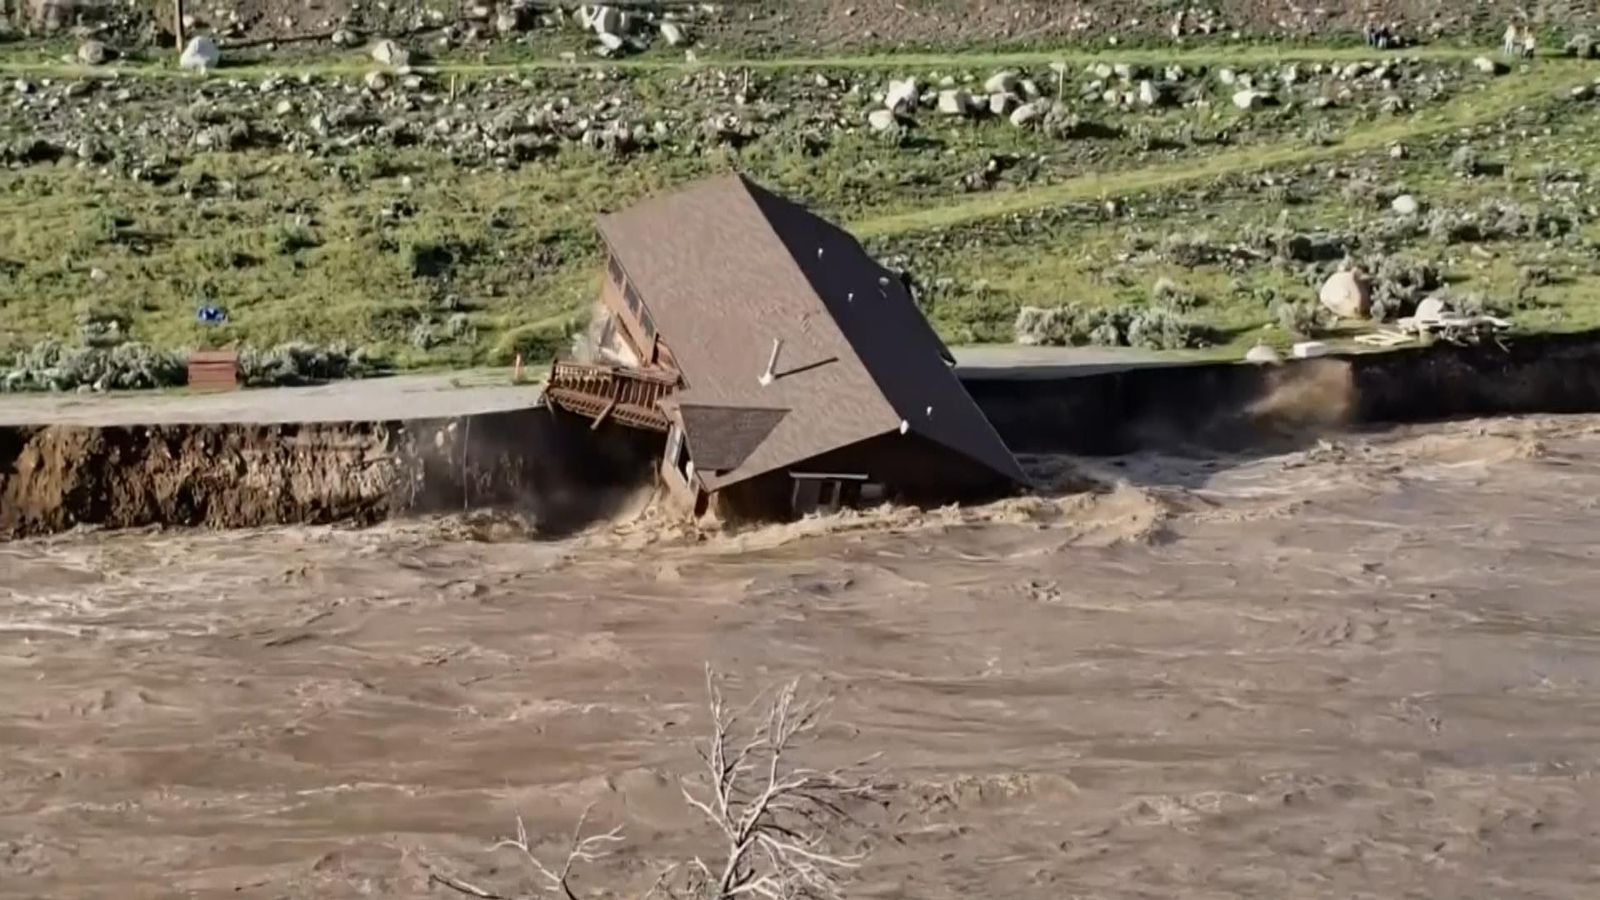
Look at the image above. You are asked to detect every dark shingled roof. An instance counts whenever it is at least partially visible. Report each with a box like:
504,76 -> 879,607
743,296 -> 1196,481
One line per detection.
598,173 -> 1024,490
677,404 -> 788,473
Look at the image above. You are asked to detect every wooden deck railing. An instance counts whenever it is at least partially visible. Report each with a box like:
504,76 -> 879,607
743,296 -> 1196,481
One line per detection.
542,361 -> 677,432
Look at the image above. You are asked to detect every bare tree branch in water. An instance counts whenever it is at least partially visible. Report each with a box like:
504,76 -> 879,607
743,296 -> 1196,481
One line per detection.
678,666 -> 883,900
490,803 -> 626,900
466,669 -> 880,900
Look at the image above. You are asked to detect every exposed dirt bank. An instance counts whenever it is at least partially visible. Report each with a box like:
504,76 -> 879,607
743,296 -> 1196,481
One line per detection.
971,332 -> 1600,455
0,409 -> 659,540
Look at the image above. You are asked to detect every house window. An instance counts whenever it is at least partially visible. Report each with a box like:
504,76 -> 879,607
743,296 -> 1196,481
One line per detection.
640,307 -> 656,340
607,254 -> 624,287
624,281 -> 641,314
789,472 -> 870,516
666,425 -> 684,471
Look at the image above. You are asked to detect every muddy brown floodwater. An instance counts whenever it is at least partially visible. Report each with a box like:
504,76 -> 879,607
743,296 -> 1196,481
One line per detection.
5,414 -> 1600,899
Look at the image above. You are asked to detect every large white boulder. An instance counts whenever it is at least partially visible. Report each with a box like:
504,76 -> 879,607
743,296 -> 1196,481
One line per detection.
984,70 -> 1019,95
885,77 -> 919,113
867,109 -> 898,131
77,40 -> 110,65
1009,100 -> 1048,127
1245,343 -> 1283,365
591,5 -> 625,36
1319,270 -> 1372,319
1391,194 -> 1421,216
370,39 -> 409,67
936,89 -> 974,116
1232,89 -> 1272,110
1414,295 -> 1448,324
180,36 -> 220,72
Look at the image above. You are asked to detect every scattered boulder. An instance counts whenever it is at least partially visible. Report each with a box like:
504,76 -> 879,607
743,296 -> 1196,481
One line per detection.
1413,295 -> 1448,324
77,40 -> 109,65
331,28 -> 356,47
1319,269 -> 1372,319
370,39 -> 409,67
1472,56 -> 1505,76
1566,34 -> 1598,59
660,22 -> 688,46
1218,67 -> 1238,85
363,69 -> 389,92
867,108 -> 898,132
984,70 -> 1019,95
495,8 -> 522,37
590,5 -> 625,37
1136,79 -> 1164,107
597,31 -> 625,52
179,36 -> 220,72
1231,89 -> 1273,110
885,77 -> 919,113
988,92 -> 1018,116
1449,144 -> 1485,177
1391,194 -> 1421,216
937,89 -> 974,116
1009,100 -> 1047,128
1245,343 -> 1282,364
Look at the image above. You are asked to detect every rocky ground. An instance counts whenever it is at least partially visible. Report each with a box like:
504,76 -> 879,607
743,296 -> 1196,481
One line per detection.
2,5 -> 1600,388
9,0 -> 1600,52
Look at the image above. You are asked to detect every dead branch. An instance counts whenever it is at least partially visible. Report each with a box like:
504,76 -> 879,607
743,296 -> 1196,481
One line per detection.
680,667 -> 882,900
468,670 -> 878,900
492,802 -> 626,900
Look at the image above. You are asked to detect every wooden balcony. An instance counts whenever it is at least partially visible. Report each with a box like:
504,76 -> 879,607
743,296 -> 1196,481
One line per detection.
542,360 -> 677,432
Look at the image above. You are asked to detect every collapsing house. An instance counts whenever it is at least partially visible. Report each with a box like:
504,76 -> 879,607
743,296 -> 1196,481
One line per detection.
542,173 -> 1025,520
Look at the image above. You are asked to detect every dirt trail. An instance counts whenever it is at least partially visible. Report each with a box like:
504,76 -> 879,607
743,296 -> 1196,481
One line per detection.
4,413 -> 1600,897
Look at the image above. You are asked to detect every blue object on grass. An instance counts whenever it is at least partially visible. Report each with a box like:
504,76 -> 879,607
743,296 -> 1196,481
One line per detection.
196,305 -> 228,326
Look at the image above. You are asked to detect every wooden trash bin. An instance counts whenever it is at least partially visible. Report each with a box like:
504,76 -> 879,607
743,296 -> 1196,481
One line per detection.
187,350 -> 240,392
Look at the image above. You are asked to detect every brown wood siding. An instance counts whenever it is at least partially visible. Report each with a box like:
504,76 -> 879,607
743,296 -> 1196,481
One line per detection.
795,433 -> 1010,500
599,251 -> 657,355
713,433 -> 1012,521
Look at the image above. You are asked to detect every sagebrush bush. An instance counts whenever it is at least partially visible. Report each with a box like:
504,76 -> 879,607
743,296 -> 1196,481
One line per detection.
1014,303 -> 1210,350
237,342 -> 377,387
0,340 -> 186,392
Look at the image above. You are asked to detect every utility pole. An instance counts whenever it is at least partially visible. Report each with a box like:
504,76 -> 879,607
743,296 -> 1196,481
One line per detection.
174,0 -> 185,54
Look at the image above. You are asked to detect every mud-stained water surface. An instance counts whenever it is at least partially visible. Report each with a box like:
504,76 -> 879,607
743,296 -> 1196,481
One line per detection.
5,415 -> 1600,899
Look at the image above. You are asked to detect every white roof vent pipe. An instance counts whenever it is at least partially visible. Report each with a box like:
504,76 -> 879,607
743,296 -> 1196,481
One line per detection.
759,338 -> 783,387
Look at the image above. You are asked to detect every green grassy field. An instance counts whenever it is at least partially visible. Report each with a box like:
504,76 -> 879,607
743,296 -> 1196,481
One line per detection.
2,37 -> 1598,380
